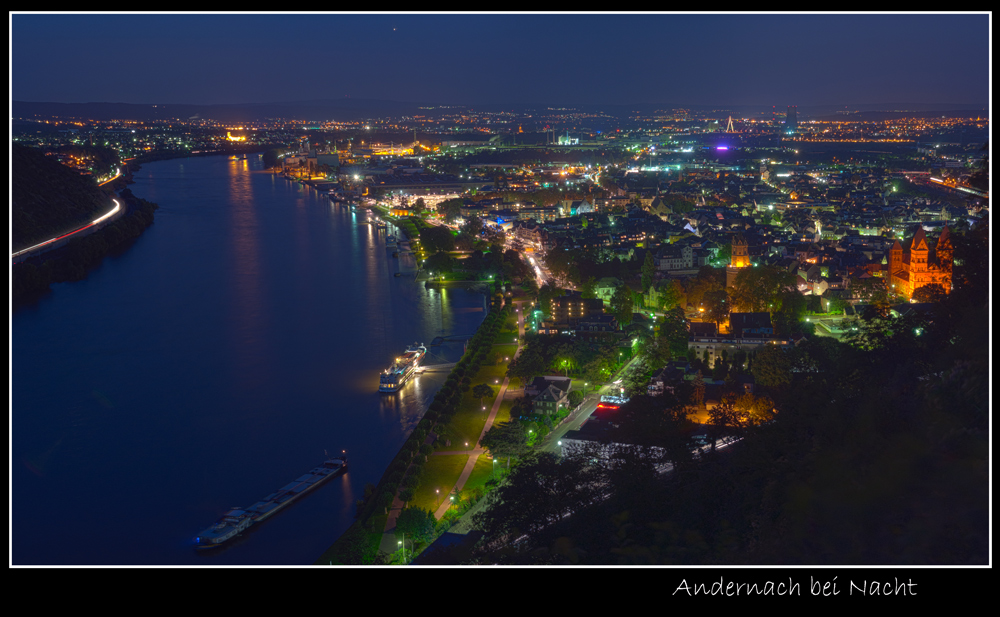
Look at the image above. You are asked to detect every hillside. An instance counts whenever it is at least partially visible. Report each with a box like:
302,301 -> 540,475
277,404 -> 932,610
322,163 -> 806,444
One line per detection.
12,144 -> 113,251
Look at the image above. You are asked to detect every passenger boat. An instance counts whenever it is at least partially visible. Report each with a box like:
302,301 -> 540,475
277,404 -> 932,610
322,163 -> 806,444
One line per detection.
379,343 -> 426,393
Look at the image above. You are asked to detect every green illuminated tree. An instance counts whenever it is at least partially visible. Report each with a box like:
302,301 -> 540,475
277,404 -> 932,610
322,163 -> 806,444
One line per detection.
641,250 -> 656,293
395,507 -> 436,544
730,265 -> 795,313
611,283 -> 634,327
479,421 -> 528,468
473,383 -> 495,408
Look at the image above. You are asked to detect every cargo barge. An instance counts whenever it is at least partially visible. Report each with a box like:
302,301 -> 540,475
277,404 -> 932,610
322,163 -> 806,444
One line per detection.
194,453 -> 348,549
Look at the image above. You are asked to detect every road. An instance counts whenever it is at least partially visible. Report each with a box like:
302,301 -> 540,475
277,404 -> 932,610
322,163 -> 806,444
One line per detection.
12,198 -> 122,263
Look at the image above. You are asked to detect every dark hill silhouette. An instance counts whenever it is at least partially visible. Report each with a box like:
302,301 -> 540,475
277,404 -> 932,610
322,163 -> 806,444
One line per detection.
12,144 -> 113,251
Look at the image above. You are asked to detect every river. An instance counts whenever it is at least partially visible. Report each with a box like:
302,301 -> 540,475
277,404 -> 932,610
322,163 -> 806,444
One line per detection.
12,154 -> 486,565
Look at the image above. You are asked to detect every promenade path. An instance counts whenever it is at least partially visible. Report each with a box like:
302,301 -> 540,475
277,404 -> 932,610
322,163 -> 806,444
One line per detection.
379,299 -> 524,557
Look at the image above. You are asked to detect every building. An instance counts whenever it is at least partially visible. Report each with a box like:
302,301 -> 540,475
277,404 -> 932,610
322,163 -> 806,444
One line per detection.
576,314 -> 620,342
726,233 -> 751,287
524,376 -> 572,416
887,226 -> 952,299
550,296 -> 605,325
729,312 -> 774,338
656,243 -> 694,271
689,313 -> 794,366
786,106 -> 798,132
594,278 -> 624,306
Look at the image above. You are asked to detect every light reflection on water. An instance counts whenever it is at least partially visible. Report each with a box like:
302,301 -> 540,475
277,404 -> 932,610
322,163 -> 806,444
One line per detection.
12,155 -> 486,565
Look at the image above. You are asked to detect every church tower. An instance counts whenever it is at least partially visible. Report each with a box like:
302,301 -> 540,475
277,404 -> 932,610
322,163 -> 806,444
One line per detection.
726,234 -> 750,287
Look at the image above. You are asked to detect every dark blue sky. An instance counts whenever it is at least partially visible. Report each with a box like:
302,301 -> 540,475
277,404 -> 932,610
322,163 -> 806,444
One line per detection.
11,13 -> 991,108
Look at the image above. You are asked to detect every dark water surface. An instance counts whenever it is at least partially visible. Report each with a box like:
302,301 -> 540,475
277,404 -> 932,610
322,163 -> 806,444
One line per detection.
12,155 -> 485,564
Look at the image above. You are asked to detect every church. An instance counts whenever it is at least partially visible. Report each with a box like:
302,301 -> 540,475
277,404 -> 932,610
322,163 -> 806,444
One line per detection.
887,226 -> 953,299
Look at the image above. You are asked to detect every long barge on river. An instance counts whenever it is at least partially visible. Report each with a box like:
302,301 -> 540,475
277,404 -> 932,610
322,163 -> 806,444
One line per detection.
194,453 -> 348,549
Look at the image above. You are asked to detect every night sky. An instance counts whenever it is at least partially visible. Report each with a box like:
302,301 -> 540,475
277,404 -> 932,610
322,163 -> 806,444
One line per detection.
11,13 -> 991,108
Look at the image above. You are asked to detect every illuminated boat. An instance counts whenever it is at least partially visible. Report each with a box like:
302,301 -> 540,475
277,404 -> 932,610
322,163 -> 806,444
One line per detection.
194,454 -> 348,549
379,343 -> 426,393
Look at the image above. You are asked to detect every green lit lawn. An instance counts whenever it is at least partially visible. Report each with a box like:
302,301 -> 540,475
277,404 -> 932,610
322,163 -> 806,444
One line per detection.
492,344 -> 517,363
449,392 -> 490,449
571,378 -> 601,394
477,362 -> 508,383
409,454 -> 470,512
463,453 -> 504,495
494,400 -> 513,424
495,331 -> 520,344
410,310 -> 520,514
502,312 -> 518,332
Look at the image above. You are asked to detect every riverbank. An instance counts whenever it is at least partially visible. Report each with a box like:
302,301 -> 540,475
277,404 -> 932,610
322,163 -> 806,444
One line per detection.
315,290 -> 515,565
12,188 -> 159,305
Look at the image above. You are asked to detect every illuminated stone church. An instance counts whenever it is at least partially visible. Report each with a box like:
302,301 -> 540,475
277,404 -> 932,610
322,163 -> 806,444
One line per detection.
888,226 -> 953,299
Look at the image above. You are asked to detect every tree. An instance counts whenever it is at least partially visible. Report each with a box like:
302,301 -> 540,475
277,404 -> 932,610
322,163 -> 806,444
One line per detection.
472,383 -> 495,408
848,276 -> 889,303
911,283 -> 948,304
420,225 -> 456,254
771,290 -> 807,336
647,306 -> 689,365
655,279 -> 684,311
641,250 -> 657,293
423,252 -> 454,274
715,243 -> 732,266
610,283 -> 634,327
437,198 -> 464,222
730,265 -> 795,313
691,370 -> 706,408
536,282 -> 564,317
462,215 -> 484,237
708,392 -> 744,437
454,231 -> 475,252
685,266 -> 724,308
395,507 -> 436,544
479,421 -> 528,468
733,391 -> 775,425
751,345 -> 792,388
471,451 -> 602,545
702,288 -> 729,329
